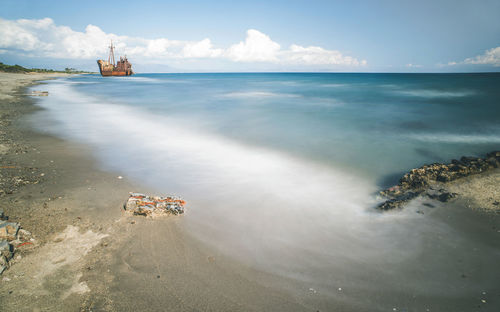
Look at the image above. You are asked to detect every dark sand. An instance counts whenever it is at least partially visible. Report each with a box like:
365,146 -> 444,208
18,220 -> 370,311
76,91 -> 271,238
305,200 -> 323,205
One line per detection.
0,73 -> 499,311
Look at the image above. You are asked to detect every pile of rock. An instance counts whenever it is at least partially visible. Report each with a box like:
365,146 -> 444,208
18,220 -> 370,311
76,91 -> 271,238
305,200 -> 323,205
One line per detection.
124,193 -> 186,217
0,209 -> 33,274
28,90 -> 49,96
377,151 -> 500,210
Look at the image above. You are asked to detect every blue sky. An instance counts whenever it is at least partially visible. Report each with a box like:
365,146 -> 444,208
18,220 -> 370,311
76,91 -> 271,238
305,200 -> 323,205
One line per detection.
1,0 -> 499,72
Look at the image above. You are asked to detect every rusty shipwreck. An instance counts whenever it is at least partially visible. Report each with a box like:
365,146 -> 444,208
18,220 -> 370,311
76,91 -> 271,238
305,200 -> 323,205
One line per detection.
97,41 -> 133,76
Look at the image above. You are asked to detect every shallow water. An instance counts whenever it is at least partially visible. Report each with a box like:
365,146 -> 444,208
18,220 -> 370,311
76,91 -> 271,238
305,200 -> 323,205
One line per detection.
30,73 -> 500,310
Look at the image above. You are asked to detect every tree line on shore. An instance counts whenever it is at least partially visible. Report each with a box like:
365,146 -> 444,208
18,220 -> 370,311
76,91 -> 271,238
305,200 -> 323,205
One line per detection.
0,62 -> 93,74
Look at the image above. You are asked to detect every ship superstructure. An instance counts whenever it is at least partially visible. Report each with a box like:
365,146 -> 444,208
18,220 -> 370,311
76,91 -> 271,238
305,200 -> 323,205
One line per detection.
97,41 -> 133,76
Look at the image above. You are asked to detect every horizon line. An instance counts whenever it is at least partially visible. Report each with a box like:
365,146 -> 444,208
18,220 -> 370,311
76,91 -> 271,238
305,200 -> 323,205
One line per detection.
118,71 -> 500,74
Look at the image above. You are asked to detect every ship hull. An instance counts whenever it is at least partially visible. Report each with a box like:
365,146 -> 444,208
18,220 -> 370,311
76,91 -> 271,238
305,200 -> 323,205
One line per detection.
97,60 -> 133,77
100,70 -> 131,76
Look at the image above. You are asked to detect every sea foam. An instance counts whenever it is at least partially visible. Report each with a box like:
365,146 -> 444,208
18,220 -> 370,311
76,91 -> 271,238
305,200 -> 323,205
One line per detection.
29,76 -> 498,297
36,82 -> 437,264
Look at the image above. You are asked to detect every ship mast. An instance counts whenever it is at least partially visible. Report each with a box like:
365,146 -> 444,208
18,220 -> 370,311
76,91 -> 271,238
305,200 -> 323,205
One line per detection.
108,40 -> 116,66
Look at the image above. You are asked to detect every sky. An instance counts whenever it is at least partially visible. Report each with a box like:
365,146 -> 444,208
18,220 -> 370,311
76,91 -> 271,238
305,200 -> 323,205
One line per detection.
0,0 -> 499,72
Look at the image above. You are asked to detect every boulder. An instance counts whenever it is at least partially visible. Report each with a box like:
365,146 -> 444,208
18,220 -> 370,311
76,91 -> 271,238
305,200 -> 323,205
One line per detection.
0,240 -> 13,261
376,191 -> 422,210
437,192 -> 457,202
0,255 -> 8,266
0,240 -> 12,252
0,221 -> 19,240
426,188 -> 457,202
377,151 -> 500,210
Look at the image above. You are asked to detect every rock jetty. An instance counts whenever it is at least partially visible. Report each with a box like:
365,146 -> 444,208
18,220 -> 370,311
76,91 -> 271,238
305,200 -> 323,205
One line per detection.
377,151 -> 500,210
124,192 -> 186,217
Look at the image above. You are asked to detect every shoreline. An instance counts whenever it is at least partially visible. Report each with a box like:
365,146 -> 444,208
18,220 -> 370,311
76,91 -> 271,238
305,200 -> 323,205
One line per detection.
0,72 -> 315,311
0,72 -> 148,309
0,74 -> 111,304
0,72 -> 498,311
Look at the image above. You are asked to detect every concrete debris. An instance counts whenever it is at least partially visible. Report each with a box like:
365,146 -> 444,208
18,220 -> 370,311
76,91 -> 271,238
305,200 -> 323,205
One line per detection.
0,212 -> 33,275
0,240 -> 13,255
0,255 -> 8,266
0,221 -> 19,240
29,90 -> 49,96
17,229 -> 31,240
0,240 -> 13,273
124,192 -> 186,217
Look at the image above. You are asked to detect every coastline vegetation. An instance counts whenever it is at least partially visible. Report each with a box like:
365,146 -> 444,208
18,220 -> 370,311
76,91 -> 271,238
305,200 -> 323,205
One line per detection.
0,61 -> 94,74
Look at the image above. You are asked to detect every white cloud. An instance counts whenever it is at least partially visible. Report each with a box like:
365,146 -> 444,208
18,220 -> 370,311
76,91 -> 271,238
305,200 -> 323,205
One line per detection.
0,17 -> 365,68
145,38 -> 171,55
182,38 -> 222,58
447,46 -> 500,67
463,46 -> 500,67
406,63 -> 422,68
0,17 -> 115,58
0,18 -> 51,51
224,31 -> 365,66
226,29 -> 281,62
284,44 -> 367,65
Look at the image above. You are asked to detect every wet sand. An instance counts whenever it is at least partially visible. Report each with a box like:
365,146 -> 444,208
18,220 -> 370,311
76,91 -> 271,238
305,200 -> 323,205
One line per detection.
0,72 -> 499,311
0,73 -> 318,311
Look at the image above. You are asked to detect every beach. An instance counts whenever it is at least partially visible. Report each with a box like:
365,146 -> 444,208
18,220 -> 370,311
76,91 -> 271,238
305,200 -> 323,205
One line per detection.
0,72 -> 499,312
0,72 -> 132,309
0,73 -> 318,311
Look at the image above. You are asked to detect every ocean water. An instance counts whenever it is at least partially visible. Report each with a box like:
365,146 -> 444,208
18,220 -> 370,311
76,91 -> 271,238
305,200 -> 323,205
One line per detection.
34,73 -> 500,183
30,73 -> 500,310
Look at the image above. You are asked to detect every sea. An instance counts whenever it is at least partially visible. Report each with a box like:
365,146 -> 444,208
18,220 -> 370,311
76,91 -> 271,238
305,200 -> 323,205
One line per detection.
30,73 -> 500,310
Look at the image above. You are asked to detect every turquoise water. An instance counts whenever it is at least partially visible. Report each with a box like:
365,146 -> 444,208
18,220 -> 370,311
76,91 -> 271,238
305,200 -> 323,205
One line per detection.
40,73 -> 500,183
31,73 -> 500,310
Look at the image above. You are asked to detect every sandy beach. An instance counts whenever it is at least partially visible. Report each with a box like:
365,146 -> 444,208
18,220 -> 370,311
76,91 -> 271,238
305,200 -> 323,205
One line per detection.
0,72 -> 499,312
0,72 -> 135,310
0,73 -> 319,311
